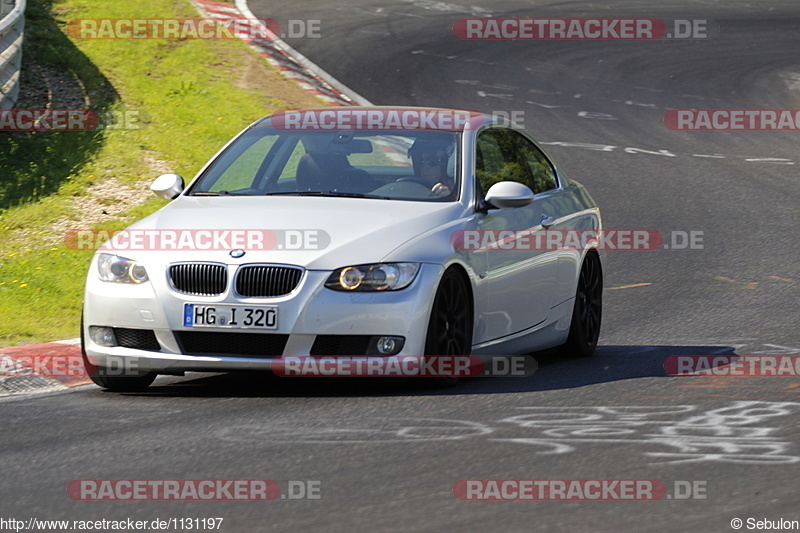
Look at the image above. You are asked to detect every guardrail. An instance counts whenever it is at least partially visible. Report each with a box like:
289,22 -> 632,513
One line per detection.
0,0 -> 25,110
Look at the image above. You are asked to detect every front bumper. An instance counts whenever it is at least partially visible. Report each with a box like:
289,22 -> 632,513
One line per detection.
83,260 -> 443,374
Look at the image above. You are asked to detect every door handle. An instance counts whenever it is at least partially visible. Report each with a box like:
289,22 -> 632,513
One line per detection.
541,215 -> 555,229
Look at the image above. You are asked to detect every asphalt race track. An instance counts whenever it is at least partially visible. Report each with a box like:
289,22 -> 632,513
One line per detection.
2,1 -> 800,531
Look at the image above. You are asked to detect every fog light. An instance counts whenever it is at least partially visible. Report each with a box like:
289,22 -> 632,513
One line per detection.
373,336 -> 404,355
89,326 -> 117,347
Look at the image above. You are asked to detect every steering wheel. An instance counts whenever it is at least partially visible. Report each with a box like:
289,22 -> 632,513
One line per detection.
396,177 -> 432,188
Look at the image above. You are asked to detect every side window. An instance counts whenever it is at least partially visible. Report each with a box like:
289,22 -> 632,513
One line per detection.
475,129 -> 534,200
511,132 -> 557,194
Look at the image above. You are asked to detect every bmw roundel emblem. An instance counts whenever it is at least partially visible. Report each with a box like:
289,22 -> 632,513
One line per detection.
230,249 -> 245,258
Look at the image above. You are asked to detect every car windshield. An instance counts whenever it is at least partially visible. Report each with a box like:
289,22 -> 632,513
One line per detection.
189,127 -> 460,202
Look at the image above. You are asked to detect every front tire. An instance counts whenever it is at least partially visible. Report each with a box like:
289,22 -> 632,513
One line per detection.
420,268 -> 473,388
87,370 -> 157,392
559,252 -> 602,357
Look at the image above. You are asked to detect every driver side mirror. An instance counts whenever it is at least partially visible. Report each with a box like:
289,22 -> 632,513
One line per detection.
151,173 -> 185,200
483,181 -> 534,209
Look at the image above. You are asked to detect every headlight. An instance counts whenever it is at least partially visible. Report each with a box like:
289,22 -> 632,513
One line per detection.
97,253 -> 149,284
325,263 -> 420,292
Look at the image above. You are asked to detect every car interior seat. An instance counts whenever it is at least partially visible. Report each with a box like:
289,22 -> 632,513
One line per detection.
296,151 -> 372,192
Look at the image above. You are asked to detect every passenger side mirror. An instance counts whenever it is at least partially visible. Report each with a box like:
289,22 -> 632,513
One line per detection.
484,181 -> 534,209
151,173 -> 185,200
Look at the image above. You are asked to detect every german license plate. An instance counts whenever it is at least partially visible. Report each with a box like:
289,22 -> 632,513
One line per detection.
183,303 -> 278,329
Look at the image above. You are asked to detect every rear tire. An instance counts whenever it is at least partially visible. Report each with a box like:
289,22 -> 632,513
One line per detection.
558,252 -> 602,358
81,312 -> 157,392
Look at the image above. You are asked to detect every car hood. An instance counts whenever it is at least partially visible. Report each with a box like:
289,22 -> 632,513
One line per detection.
122,196 -> 463,270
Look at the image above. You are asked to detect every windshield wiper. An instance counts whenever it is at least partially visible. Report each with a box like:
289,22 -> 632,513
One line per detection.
317,191 -> 392,199
193,190 -> 248,196
264,191 -> 391,199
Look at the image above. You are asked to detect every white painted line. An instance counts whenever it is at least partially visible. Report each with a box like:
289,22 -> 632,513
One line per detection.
525,101 -> 567,109
53,338 -> 81,346
623,147 -> 676,157
578,111 -> 617,120
744,158 -> 794,164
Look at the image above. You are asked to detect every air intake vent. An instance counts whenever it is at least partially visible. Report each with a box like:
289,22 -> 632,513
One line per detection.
175,332 -> 288,357
169,263 -> 227,296
112,328 -> 161,352
310,335 -> 372,356
235,265 -> 303,297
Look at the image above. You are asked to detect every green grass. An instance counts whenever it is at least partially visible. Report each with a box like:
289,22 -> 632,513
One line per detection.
0,0 -> 322,346
0,0 -> 112,209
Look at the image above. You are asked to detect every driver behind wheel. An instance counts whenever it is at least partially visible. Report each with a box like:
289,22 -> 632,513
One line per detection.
408,138 -> 455,196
